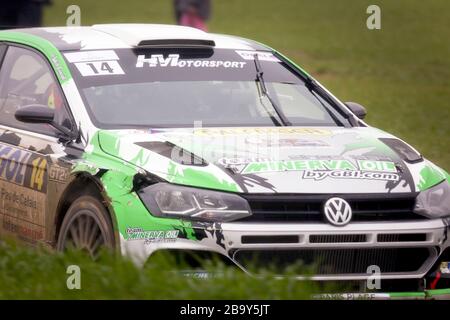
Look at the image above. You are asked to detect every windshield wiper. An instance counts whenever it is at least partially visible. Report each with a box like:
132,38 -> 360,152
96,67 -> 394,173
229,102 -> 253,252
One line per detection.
253,53 -> 291,126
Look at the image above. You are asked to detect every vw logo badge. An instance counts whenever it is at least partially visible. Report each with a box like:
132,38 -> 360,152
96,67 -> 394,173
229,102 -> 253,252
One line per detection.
323,197 -> 352,226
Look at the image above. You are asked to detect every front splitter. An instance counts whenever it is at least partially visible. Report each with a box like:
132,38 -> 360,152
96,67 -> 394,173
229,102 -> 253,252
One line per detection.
313,288 -> 450,300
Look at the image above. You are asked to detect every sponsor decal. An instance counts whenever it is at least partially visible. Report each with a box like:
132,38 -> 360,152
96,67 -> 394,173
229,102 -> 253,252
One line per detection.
235,50 -> 281,62
0,143 -> 48,193
0,184 -> 46,225
245,137 -> 329,147
50,54 -> 68,82
2,216 -> 44,242
302,170 -> 399,182
1,188 -> 38,211
0,144 -> 47,230
48,164 -> 69,183
218,157 -> 271,168
314,293 -> 381,300
240,159 -> 399,182
126,227 -> 179,244
194,127 -> 332,136
136,54 -> 246,69
242,159 -> 396,173
64,50 -> 119,63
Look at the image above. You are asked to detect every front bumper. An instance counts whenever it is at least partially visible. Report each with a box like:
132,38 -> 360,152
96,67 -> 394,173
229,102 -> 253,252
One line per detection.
121,218 -> 450,293
121,215 -> 450,299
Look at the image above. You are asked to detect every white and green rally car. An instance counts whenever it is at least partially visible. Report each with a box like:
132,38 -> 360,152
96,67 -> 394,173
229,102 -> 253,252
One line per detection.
0,24 -> 448,298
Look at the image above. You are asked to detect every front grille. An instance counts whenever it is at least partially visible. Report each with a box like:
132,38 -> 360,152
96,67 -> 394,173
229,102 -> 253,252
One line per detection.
233,248 -> 431,275
239,193 -> 425,223
309,234 -> 367,243
241,235 -> 300,244
378,233 -> 427,242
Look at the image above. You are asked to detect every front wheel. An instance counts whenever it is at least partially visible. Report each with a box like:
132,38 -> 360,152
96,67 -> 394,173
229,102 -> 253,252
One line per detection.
56,195 -> 115,258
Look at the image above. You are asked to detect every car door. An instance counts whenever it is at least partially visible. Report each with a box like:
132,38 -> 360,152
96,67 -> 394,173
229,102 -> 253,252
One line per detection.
0,44 -> 74,245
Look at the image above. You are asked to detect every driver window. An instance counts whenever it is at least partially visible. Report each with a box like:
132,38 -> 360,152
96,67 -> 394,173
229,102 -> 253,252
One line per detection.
0,46 -> 72,136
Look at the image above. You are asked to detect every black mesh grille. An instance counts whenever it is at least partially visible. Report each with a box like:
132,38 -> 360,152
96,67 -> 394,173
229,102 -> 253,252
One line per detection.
378,233 -> 427,242
241,235 -> 299,244
233,248 -> 430,274
310,234 -> 367,243
239,193 -> 424,223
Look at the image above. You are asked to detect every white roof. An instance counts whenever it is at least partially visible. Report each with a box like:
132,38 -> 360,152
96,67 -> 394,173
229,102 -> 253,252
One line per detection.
23,24 -> 267,51
92,24 -> 215,47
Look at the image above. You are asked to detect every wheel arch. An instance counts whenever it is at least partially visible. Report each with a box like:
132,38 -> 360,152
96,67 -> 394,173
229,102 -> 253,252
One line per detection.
53,171 -> 120,251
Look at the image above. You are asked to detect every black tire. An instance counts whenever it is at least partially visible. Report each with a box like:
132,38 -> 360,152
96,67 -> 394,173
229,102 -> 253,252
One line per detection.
57,195 -> 115,258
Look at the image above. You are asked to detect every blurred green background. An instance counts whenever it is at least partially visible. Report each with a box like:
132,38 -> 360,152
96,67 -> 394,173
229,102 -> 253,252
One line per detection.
44,0 -> 449,169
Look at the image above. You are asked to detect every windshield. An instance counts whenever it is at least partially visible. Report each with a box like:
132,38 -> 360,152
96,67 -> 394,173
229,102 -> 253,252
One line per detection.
64,48 -> 349,128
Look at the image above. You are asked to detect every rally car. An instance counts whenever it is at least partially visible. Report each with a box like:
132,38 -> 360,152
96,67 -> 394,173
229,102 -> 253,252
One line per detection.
0,24 -> 448,298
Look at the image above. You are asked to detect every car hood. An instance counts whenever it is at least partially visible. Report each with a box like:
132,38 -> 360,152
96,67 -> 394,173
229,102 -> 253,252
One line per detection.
96,126 -> 443,194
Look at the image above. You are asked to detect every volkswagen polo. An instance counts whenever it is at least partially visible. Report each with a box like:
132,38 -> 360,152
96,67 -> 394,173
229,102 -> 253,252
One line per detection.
0,24 -> 448,298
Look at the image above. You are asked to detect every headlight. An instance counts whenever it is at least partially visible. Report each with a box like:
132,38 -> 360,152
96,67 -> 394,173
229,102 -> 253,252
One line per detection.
138,183 -> 252,222
414,180 -> 450,218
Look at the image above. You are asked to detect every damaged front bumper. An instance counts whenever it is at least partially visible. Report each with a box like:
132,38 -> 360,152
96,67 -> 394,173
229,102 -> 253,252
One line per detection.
120,216 -> 450,297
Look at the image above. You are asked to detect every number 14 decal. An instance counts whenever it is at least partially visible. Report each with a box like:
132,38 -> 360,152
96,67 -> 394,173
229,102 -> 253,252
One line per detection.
75,60 -> 125,77
30,157 -> 47,192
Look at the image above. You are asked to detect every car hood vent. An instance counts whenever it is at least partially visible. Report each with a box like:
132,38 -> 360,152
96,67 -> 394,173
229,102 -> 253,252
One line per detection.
135,141 -> 207,166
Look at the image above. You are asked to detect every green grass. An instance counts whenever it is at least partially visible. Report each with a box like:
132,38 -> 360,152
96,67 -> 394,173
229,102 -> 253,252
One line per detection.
43,0 -> 449,169
0,241 -> 327,299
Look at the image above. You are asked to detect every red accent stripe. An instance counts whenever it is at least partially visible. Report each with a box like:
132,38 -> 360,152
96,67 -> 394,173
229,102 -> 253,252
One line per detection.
430,272 -> 441,289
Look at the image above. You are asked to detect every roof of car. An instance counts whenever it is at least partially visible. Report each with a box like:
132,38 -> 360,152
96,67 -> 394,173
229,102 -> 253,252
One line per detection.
3,24 -> 269,51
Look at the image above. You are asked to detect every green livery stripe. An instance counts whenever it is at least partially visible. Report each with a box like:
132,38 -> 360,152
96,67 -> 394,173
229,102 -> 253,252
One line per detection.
72,132 -> 198,241
426,288 -> 450,297
417,164 -> 447,191
388,292 -> 426,298
0,31 -> 72,84
250,39 -> 311,78
275,50 -> 311,78
388,289 -> 450,299
167,162 -> 240,193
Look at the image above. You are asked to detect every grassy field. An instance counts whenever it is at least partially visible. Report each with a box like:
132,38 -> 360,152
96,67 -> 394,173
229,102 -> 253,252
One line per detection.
2,0 -> 445,299
44,0 -> 450,169
0,241 -> 327,299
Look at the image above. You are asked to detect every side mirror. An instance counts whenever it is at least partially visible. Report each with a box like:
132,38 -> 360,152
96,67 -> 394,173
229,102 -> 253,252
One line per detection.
345,102 -> 367,120
15,104 -> 78,142
15,104 -> 55,124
